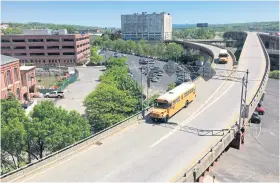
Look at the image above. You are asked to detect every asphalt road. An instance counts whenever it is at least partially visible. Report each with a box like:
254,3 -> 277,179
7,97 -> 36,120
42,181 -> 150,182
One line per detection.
19,33 -> 267,182
54,66 -> 104,114
207,78 -> 279,182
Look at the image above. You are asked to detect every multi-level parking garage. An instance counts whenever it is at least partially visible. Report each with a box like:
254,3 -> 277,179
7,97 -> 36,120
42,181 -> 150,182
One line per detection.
1,32 -> 269,182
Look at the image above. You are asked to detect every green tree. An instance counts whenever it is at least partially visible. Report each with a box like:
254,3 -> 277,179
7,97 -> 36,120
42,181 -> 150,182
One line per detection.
90,47 -> 102,64
106,56 -> 127,67
1,98 -> 28,172
126,40 -> 137,54
114,39 -> 127,52
84,84 -> 138,131
165,43 -> 184,61
29,101 -> 90,158
167,83 -> 176,91
269,70 -> 280,79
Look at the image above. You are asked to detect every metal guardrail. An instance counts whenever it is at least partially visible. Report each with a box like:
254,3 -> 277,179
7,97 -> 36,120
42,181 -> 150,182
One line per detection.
174,32 -> 270,182
0,106 -> 151,180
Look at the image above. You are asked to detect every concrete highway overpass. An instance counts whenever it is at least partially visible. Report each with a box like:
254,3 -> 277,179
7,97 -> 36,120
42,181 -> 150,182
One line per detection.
1,32 -> 269,182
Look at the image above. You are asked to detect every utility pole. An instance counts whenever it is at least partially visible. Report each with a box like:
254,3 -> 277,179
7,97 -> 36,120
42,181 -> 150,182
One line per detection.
141,68 -> 144,118
147,58 -> 149,103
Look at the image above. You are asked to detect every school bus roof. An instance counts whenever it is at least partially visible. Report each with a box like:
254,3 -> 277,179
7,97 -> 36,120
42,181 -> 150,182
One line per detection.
157,82 -> 195,103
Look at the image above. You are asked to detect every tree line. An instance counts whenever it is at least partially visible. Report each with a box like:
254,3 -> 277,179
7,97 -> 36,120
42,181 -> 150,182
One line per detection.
1,22 -> 102,34
172,28 -> 216,40
1,97 -> 90,175
92,36 -> 184,62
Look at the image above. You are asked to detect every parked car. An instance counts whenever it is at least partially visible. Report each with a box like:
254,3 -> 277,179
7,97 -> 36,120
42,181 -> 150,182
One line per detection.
45,91 -> 64,98
157,72 -> 163,76
256,106 -> 265,115
250,111 -> 261,123
151,77 -> 159,82
148,60 -> 156,64
128,73 -> 133,78
139,59 -> 148,64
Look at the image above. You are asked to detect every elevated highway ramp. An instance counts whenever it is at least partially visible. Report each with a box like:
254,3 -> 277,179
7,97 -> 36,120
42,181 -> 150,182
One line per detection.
5,33 -> 267,182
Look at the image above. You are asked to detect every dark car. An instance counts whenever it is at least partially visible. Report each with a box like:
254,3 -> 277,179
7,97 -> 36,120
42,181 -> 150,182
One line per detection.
250,111 -> 261,123
139,59 -> 148,64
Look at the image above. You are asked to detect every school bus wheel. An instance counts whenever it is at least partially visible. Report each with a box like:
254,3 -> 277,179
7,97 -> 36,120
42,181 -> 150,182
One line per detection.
164,115 -> 169,123
185,100 -> 189,108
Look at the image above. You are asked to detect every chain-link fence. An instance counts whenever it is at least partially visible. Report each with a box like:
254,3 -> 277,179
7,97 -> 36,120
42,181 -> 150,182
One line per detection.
38,69 -> 79,94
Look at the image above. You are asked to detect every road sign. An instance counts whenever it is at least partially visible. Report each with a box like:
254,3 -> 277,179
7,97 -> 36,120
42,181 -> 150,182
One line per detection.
197,23 -> 208,27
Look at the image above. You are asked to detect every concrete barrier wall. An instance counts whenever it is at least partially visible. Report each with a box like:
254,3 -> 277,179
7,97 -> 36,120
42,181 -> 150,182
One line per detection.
1,107 -> 153,182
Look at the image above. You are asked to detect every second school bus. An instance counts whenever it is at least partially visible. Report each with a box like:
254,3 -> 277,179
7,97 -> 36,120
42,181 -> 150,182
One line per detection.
150,82 -> 196,122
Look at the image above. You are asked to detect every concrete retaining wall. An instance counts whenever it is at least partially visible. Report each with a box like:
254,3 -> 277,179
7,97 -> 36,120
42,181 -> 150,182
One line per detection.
1,107 -> 153,182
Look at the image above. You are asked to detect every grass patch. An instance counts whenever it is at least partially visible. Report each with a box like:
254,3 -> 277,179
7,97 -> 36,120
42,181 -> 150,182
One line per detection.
37,75 -> 58,88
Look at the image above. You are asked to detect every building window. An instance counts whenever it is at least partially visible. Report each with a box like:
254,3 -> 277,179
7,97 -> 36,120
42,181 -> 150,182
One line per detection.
1,39 -> 10,43
47,46 -> 59,49
48,53 -> 60,55
14,68 -> 19,81
62,46 -> 74,49
30,53 -> 45,56
46,39 -> 59,42
63,39 -> 74,42
12,39 -> 25,42
1,46 -> 10,49
14,46 -> 26,49
28,39 -> 43,42
7,70 -> 12,85
29,46 -> 44,49
14,53 -> 27,56
63,52 -> 75,55
16,88 -> 20,99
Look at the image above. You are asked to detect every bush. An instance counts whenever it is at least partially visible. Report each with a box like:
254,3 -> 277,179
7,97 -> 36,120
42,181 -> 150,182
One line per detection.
269,70 -> 280,79
167,83 -> 176,91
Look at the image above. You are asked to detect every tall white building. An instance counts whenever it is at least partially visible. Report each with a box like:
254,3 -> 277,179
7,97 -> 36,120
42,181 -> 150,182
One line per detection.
121,12 -> 172,41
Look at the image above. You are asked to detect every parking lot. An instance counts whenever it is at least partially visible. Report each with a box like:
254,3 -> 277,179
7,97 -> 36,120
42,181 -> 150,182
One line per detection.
206,78 -> 279,182
104,51 -> 183,96
36,66 -> 104,115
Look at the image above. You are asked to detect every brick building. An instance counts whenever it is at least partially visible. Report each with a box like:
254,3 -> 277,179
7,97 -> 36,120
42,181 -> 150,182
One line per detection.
1,29 -> 90,67
1,54 -> 37,103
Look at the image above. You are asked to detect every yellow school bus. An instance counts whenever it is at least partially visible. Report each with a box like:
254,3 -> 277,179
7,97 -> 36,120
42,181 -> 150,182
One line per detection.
150,82 -> 196,122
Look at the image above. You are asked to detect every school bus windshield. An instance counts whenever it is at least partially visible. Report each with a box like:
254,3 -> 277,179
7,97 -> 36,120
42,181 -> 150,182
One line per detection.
154,101 -> 169,109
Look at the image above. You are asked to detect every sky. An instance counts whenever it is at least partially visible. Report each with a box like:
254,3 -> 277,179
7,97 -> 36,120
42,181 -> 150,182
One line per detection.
1,1 -> 279,28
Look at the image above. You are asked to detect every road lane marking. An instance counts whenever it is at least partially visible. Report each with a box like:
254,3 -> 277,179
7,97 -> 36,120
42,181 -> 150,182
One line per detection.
150,77 -> 236,148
